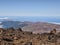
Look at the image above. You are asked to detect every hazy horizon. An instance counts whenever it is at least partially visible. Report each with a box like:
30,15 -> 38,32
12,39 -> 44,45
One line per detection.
0,16 -> 60,24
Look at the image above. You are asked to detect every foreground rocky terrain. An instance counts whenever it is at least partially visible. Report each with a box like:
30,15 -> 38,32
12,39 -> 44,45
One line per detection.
0,28 -> 60,45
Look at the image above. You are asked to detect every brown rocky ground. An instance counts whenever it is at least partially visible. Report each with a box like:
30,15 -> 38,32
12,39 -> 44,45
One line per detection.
0,28 -> 60,45
22,22 -> 60,34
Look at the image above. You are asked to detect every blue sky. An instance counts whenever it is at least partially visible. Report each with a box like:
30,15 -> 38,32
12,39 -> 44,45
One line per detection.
0,0 -> 60,16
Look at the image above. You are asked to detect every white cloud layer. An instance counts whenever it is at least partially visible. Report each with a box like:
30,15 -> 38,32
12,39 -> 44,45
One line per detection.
0,17 -> 8,20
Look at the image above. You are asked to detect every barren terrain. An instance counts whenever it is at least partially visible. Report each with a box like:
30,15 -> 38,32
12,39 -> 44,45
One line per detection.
0,28 -> 60,45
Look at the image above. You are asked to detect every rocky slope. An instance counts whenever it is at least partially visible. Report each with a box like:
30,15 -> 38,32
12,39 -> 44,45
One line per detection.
22,22 -> 60,33
0,28 -> 60,45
